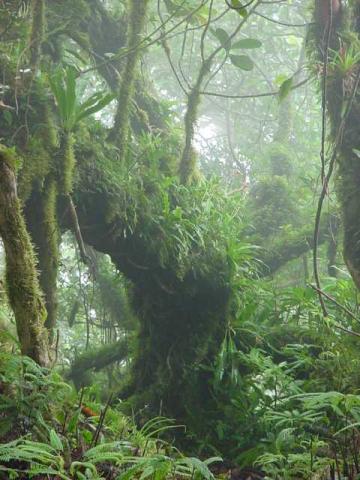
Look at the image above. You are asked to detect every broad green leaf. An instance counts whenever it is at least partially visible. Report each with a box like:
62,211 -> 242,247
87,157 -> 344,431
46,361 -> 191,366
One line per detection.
49,66 -> 114,130
0,418 -> 12,437
278,77 -> 293,101
287,35 -> 301,46
64,48 -> 87,65
213,27 -> 231,50
232,38 -> 262,49
275,73 -> 289,86
230,0 -> 248,16
76,91 -> 104,111
353,148 -> 360,158
76,93 -> 115,123
230,54 -> 254,71
49,69 -> 67,124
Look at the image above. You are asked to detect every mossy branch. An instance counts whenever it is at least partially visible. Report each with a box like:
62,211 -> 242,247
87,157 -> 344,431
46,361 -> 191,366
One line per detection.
108,0 -> 150,158
29,0 -> 46,75
58,132 -> 75,196
179,61 -> 211,185
39,179 -> 60,343
68,338 -> 130,389
257,217 -> 331,277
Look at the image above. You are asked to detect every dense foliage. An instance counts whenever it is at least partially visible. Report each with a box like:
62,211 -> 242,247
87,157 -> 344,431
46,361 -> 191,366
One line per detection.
0,0 -> 360,478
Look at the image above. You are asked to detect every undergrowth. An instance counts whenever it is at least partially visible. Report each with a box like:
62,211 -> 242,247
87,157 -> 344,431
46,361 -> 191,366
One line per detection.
0,350 -> 221,479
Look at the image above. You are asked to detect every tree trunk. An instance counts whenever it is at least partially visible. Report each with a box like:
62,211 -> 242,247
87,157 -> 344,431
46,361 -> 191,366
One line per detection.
311,0 -> 360,289
25,182 -> 60,344
0,149 -> 49,366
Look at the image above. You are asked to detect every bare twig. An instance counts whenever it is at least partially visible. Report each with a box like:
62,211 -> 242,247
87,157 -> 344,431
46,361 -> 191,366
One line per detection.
200,77 -> 310,98
178,23 -> 192,89
161,38 -> 188,94
254,11 -> 310,27
200,0 -> 214,62
225,0 -> 257,10
67,195 -> 91,266
92,393 -> 113,447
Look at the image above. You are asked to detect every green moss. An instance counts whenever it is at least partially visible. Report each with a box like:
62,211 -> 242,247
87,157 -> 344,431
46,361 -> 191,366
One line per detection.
249,176 -> 298,238
108,0 -> 150,158
268,96 -> 293,177
36,85 -> 58,149
268,143 -> 293,177
29,0 -> 45,74
40,180 -> 60,341
179,58 -> 211,185
179,85 -> 202,185
18,139 -> 51,202
48,0 -> 90,24
4,76 -> 57,201
58,132 -> 75,195
0,144 -> 19,171
0,150 -> 49,366
308,0 -> 360,287
72,135 -> 247,428
68,338 -> 130,389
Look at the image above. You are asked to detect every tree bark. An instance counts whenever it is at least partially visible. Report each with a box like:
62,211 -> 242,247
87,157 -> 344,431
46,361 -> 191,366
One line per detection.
25,182 -> 60,344
311,0 -> 360,289
0,150 -> 49,366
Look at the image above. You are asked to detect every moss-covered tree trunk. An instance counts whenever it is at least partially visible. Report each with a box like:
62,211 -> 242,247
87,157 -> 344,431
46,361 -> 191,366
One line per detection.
0,150 -> 49,366
25,181 -> 60,344
179,66 -> 208,185
311,0 -> 360,288
108,0 -> 150,156
29,0 -> 45,75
